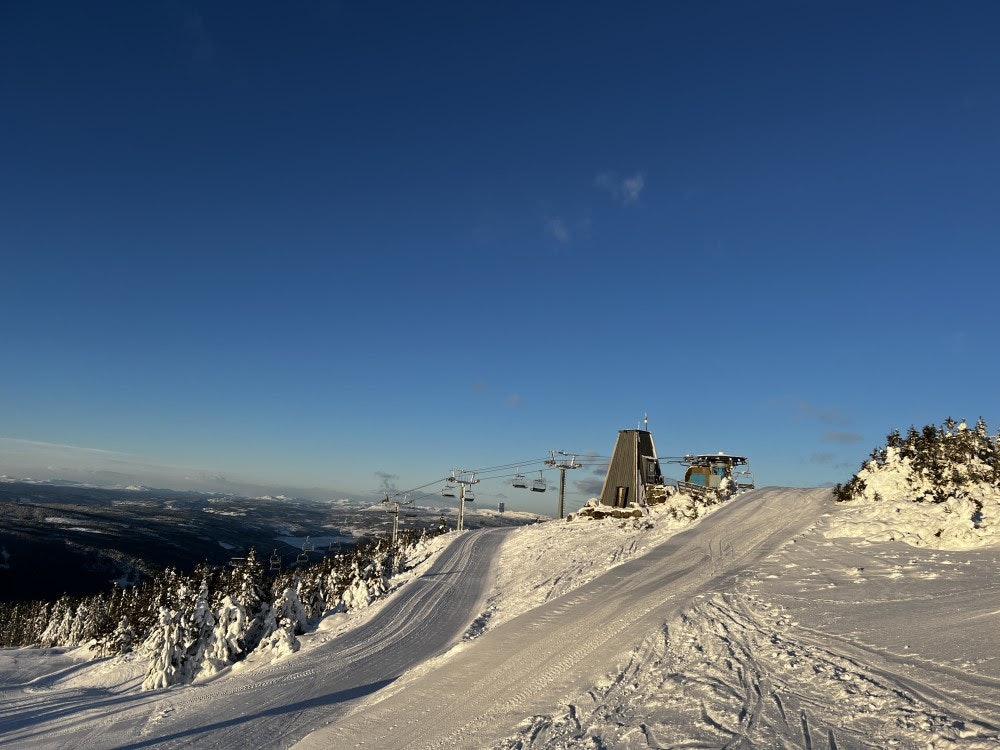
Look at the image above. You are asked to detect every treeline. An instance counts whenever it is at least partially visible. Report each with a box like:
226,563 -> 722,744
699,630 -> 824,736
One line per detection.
0,527 -> 444,690
834,417 -> 1000,505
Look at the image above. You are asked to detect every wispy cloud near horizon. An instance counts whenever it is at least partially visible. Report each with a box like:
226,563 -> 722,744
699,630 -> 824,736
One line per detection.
0,437 -> 352,500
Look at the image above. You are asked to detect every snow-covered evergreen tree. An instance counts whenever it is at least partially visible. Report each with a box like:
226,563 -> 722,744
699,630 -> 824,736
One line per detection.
175,580 -> 216,683
141,606 -> 184,691
20,600 -> 50,647
247,585 -> 310,659
272,586 -> 309,635
99,615 -> 137,657
66,599 -> 93,646
297,569 -> 327,620
39,596 -> 75,648
140,576 -> 214,689
197,594 -> 246,679
832,417 -> 1000,547
0,518 -> 450,679
835,417 -> 1000,506
229,548 -> 270,654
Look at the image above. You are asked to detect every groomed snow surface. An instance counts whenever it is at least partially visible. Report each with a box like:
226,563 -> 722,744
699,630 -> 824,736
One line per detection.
3,485 -> 1000,749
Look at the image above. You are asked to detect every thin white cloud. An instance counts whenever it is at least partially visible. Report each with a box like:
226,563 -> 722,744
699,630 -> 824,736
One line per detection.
621,173 -> 645,203
0,437 -> 129,460
545,218 -> 570,244
594,171 -> 645,204
594,173 -> 616,192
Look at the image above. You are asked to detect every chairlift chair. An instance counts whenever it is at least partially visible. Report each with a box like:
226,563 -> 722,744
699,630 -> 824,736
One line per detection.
464,488 -> 475,502
302,536 -> 315,552
442,483 -> 457,498
531,472 -> 547,492
512,468 -> 527,489
269,549 -> 281,572
735,468 -> 756,490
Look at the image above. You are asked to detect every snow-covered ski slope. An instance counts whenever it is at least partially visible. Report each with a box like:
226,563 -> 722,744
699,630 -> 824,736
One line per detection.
0,529 -> 510,749
300,486 -> 1000,749
3,486 -> 1000,749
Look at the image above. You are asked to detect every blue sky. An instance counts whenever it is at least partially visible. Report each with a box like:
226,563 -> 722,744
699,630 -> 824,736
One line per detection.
2,1 -> 998,513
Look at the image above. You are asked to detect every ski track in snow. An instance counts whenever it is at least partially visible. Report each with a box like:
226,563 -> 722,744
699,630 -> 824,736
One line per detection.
298,487 -> 1000,750
0,528 -> 509,749
296,488 -> 832,748
3,487 -> 1000,749
482,495 -> 1000,750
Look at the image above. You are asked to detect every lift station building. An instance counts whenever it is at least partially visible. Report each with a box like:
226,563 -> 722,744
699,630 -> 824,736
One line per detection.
598,429 -> 665,508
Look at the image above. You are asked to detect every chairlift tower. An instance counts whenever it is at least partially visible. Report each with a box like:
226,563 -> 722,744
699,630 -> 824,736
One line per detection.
445,470 -> 479,532
545,450 -> 582,520
381,493 -> 412,547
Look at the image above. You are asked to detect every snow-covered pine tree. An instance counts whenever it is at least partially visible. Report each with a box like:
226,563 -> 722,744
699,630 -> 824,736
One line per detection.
65,598 -> 94,646
834,417 -> 1000,511
100,615 -> 137,657
26,601 -> 46,645
296,566 -> 328,620
365,540 -> 390,599
319,555 -> 351,614
229,548 -> 270,654
0,601 -> 27,647
339,554 -> 370,610
6,599 -> 50,647
196,594 -> 246,679
248,584 -> 310,659
175,579 -> 216,684
39,595 -> 76,648
272,585 -> 309,635
140,573 -> 210,689
141,605 -> 185,691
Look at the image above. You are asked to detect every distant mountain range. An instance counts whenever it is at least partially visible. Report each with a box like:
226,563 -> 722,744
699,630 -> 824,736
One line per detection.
0,480 -> 531,603
0,437 -> 361,503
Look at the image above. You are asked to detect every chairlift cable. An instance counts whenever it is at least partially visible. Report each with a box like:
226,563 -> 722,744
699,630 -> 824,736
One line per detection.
466,457 -> 552,473
387,451 -> 613,505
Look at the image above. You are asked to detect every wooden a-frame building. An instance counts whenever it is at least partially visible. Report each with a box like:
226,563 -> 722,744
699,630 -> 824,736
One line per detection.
598,429 -> 665,508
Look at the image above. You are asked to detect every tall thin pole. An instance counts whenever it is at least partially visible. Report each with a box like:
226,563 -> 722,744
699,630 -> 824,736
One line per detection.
558,467 -> 567,520
547,451 -> 581,520
458,483 -> 466,532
